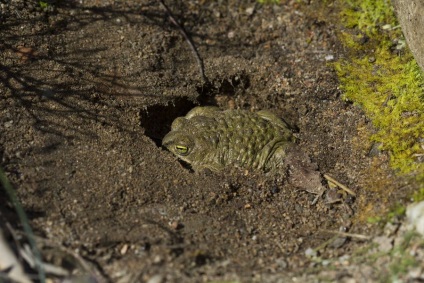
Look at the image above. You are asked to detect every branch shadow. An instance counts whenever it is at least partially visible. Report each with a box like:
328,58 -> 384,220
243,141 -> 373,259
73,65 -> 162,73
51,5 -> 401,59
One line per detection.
0,0 -> 258,154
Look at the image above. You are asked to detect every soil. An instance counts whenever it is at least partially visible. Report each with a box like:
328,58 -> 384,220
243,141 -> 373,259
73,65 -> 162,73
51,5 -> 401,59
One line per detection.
0,0 -> 417,282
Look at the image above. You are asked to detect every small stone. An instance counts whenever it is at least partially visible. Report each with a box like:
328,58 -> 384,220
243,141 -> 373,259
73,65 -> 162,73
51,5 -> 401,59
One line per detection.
395,39 -> 406,50
373,235 -> 393,252
325,188 -> 342,204
153,255 -> 162,263
407,267 -> 423,279
322,259 -> 330,266
368,142 -> 382,157
384,221 -> 400,237
304,247 -> 317,258
245,7 -> 255,16
406,200 -> 424,236
147,275 -> 164,283
338,254 -> 350,265
275,257 -> 288,269
381,24 -> 392,30
169,221 -> 181,230
325,54 -> 334,61
4,120 -> 13,128
329,237 -> 347,249
120,244 -> 128,255
368,56 -> 376,63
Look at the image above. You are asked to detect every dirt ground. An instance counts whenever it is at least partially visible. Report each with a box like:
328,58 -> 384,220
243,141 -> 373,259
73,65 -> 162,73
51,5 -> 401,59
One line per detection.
0,0 -> 419,282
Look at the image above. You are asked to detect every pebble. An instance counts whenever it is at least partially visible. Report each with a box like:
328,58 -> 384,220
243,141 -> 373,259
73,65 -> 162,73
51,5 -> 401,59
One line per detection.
304,247 -> 317,258
120,244 -> 128,255
406,200 -> 424,236
329,237 -> 347,249
381,24 -> 392,30
373,235 -> 393,252
4,120 -> 13,128
245,7 -> 255,16
383,221 -> 399,237
147,275 -> 164,283
368,56 -> 376,63
275,257 -> 287,269
325,54 -> 334,61
407,267 -> 424,280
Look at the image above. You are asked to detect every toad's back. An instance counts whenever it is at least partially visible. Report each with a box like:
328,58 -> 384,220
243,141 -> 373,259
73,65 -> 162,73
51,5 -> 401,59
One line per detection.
162,107 -> 294,172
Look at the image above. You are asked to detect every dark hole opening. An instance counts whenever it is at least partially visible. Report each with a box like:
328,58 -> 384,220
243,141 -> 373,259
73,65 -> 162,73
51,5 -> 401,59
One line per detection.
139,97 -> 197,146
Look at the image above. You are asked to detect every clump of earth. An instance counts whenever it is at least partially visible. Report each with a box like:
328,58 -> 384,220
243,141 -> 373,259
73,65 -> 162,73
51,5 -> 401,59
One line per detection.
0,0 -> 418,282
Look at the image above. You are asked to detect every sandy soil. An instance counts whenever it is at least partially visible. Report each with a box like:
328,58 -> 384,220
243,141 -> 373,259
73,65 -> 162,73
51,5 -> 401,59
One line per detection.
0,0 -> 416,282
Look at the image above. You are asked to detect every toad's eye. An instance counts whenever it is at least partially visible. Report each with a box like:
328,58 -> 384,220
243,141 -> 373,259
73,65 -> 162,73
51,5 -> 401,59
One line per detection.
175,145 -> 189,155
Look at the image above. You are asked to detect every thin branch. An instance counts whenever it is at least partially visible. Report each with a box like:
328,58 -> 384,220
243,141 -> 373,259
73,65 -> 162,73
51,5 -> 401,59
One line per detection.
324,174 -> 356,196
20,244 -> 69,277
319,229 -> 371,240
158,0 -> 207,83
0,168 -> 46,283
0,228 -> 32,283
31,235 -> 108,283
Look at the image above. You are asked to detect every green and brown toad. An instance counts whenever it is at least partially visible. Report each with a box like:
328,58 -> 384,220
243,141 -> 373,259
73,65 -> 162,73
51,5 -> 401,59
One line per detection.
162,106 -> 294,172
162,106 -> 325,197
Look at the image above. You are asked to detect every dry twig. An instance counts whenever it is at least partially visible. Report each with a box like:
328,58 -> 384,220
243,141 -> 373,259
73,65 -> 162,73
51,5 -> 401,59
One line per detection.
31,235 -> 108,283
0,228 -> 32,283
324,174 -> 356,196
319,229 -> 371,240
158,0 -> 207,83
0,168 -> 46,282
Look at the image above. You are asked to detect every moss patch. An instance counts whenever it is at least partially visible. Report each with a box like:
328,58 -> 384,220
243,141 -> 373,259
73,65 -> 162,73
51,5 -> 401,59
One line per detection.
257,0 -> 280,4
340,0 -> 397,32
334,0 -> 424,205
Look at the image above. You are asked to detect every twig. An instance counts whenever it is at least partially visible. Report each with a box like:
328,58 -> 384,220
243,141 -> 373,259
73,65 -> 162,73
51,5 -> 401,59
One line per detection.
324,174 -> 356,196
319,229 -> 371,240
0,228 -> 32,283
0,168 -> 46,282
31,235 -> 108,283
312,230 -> 371,253
158,0 -> 207,83
20,244 -> 69,277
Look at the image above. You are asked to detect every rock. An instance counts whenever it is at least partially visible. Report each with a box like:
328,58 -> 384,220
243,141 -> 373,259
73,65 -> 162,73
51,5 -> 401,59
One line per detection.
392,0 -> 424,71
373,235 -> 393,252
304,247 -> 317,258
406,200 -> 424,236
147,275 -> 164,283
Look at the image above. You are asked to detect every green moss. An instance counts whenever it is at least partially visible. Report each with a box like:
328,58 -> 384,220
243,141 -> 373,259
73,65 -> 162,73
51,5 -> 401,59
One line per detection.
257,0 -> 280,4
341,0 -> 397,33
39,1 -> 49,8
335,0 -> 424,195
366,203 -> 406,224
